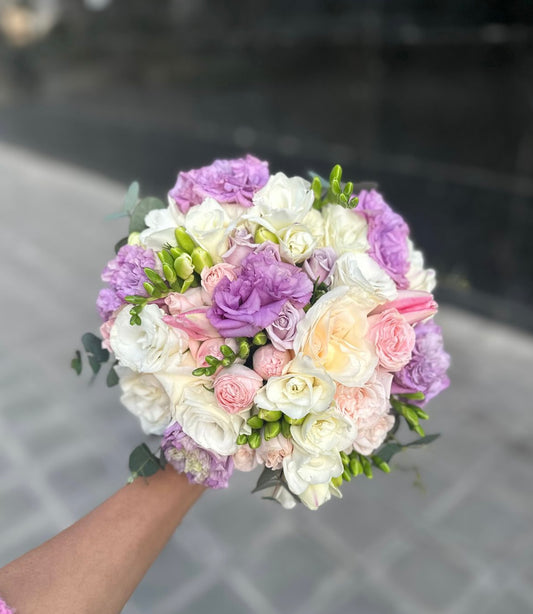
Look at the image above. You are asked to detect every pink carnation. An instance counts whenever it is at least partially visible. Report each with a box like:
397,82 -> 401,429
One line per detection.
256,435 -> 293,471
368,308 -> 416,372
355,414 -> 396,456
252,345 -> 292,379
214,364 -> 263,414
201,263 -> 239,297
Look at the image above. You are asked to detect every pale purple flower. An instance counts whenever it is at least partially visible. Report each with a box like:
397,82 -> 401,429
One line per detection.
392,320 -> 450,406
357,189 -> 410,289
207,249 -> 313,338
302,247 -> 337,285
96,245 -> 155,320
162,422 -> 233,489
223,227 -> 257,266
266,301 -> 305,351
169,155 -> 269,213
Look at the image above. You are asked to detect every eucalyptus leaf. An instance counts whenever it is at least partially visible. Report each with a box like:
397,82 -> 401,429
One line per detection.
404,433 -> 441,448
251,467 -> 283,494
377,433 -> 441,463
106,364 -> 119,387
88,355 -> 101,375
114,237 -> 128,254
128,443 -> 161,478
71,350 -> 82,375
81,332 -> 109,364
123,181 -> 140,214
129,197 -> 166,234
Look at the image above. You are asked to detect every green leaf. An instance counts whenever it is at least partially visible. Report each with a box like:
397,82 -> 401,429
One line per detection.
404,433 -> 441,448
251,467 -> 283,494
71,350 -> 82,375
88,355 -> 101,375
106,364 -> 119,387
128,443 -> 162,478
377,433 -> 441,463
81,332 -> 109,365
114,237 -> 128,254
123,181 -> 140,214
129,197 -> 166,234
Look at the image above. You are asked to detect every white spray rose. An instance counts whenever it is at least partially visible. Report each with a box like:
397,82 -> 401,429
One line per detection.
322,204 -> 369,255
116,366 -> 172,435
139,202 -> 185,251
291,406 -> 357,456
283,445 -> 343,496
278,223 -> 317,264
254,355 -> 336,420
185,197 -> 234,262
299,482 -> 342,510
110,305 -> 189,373
302,208 -> 326,246
406,239 -> 436,292
331,252 -> 398,305
251,172 -> 314,232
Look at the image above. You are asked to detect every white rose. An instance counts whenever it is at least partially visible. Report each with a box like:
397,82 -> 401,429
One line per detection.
406,239 -> 436,292
251,172 -> 314,232
176,384 -> 247,456
283,446 -> 343,495
299,482 -> 342,510
331,252 -> 398,305
279,223 -> 317,264
254,355 -> 336,420
116,366 -> 172,435
139,202 -> 185,251
185,198 -> 234,262
322,204 -> 369,255
291,406 -> 357,456
302,208 -> 325,247
153,356 -> 206,418
110,305 -> 189,373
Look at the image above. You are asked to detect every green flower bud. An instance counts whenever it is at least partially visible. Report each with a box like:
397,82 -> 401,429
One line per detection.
169,246 -> 184,259
413,424 -> 426,437
144,268 -> 168,292
283,415 -> 305,426
258,409 -> 282,423
331,178 -> 341,196
248,431 -> 261,449
311,176 -> 322,199
350,457 -> 362,476
220,345 -> 235,358
280,419 -> 291,439
143,281 -> 156,296
163,263 -> 177,285
252,331 -> 267,346
340,451 -> 350,467
247,415 -> 264,429
174,253 -> 195,280
192,367 -> 206,376
343,181 -> 353,197
180,275 -> 195,293
371,456 -> 391,474
221,357 -> 233,367
205,355 -> 219,367
158,250 -> 174,268
415,408 -> 429,421
360,456 -> 373,479
204,365 -> 217,376
236,434 -> 248,446
238,340 -> 250,360
125,295 -> 147,305
174,226 -> 196,253
331,475 -> 343,488
342,469 -> 352,482
329,164 -> 342,184
347,196 -> 358,208
254,227 -> 279,244
401,391 -> 425,401
191,247 -> 213,273
264,421 -> 281,441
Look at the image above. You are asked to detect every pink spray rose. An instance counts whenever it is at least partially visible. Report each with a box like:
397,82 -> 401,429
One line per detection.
194,337 -> 238,368
201,263 -> 239,297
165,288 -> 206,315
368,308 -> 416,372
233,444 -> 258,472
252,345 -> 292,379
256,435 -> 293,471
214,364 -> 263,414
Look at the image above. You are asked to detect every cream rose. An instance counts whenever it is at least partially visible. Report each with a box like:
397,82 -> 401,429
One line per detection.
185,198 -> 234,262
302,208 -> 326,246
278,223 -> 317,264
110,304 -> 189,373
251,172 -> 314,232
283,446 -> 343,496
293,286 -> 378,387
331,252 -> 397,306
116,366 -> 172,435
291,407 -> 357,456
322,204 -> 369,255
254,355 -> 336,420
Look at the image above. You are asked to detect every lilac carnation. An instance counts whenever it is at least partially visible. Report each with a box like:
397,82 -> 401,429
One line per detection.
169,155 -> 269,213
357,189 -> 410,289
96,244 -> 155,321
392,320 -> 450,406
208,248 -> 313,338
162,422 -> 233,489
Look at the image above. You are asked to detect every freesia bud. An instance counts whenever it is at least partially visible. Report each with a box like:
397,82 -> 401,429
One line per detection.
254,227 -> 279,244
264,421 -> 281,441
175,226 -> 196,253
191,247 -> 213,273
248,431 -> 262,449
258,409 -> 282,422
174,253 -> 195,280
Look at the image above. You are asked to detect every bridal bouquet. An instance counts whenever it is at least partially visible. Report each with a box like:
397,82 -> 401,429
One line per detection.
73,155 -> 449,510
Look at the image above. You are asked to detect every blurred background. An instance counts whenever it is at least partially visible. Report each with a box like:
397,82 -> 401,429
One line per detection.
1,1 -> 533,613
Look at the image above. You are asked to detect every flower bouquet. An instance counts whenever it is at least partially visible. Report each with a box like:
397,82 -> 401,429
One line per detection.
73,155 -> 449,510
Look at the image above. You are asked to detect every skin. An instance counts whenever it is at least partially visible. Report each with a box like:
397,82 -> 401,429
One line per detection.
0,466 -> 204,613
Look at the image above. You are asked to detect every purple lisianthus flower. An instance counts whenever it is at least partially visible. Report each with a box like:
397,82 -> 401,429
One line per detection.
357,189 -> 410,289
162,422 -> 233,489
302,247 -> 337,285
96,244 -> 156,321
207,248 -> 313,338
169,155 -> 269,213
392,320 -> 450,406
266,301 -> 305,351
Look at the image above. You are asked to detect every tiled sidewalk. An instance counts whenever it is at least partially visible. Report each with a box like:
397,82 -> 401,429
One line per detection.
1,144 -> 532,614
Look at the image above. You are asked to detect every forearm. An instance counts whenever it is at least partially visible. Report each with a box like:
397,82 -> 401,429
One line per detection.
0,466 -> 204,614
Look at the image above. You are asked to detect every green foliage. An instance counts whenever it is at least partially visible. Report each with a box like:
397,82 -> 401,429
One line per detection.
70,350 -> 82,375
129,197 -> 166,234
251,467 -> 284,494
114,237 -> 128,254
81,332 -> 109,375
128,443 -> 163,479
377,433 -> 441,463
106,364 -> 119,387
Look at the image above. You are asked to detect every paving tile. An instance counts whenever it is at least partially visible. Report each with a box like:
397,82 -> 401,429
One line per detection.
0,486 -> 41,529
328,583 -> 406,614
175,582 -> 251,614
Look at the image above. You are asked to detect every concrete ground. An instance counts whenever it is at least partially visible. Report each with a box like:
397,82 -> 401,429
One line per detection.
1,142 -> 532,614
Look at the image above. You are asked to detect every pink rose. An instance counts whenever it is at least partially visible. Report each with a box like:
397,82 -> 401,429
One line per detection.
256,435 -> 293,470
252,345 -> 292,380
194,337 -> 238,368
372,290 -> 437,325
368,308 -> 415,372
214,364 -> 263,414
201,263 -> 239,297
233,444 -> 258,472
165,288 -> 206,315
